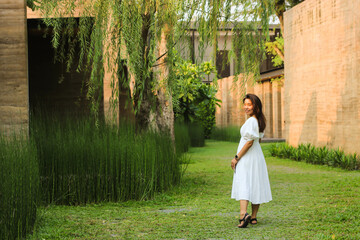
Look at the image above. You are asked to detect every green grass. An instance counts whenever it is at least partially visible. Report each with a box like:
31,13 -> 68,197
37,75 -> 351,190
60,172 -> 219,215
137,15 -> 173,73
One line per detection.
29,140 -> 360,239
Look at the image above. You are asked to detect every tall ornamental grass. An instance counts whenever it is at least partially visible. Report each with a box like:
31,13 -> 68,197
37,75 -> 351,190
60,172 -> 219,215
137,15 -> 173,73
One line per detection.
210,126 -> 240,142
270,143 -> 360,170
0,133 -> 39,240
31,116 -> 181,205
188,123 -> 205,147
174,122 -> 191,155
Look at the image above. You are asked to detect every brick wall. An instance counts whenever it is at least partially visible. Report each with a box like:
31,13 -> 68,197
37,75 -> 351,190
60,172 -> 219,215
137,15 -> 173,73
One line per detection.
0,0 -> 28,134
284,0 -> 360,154
215,76 -> 284,138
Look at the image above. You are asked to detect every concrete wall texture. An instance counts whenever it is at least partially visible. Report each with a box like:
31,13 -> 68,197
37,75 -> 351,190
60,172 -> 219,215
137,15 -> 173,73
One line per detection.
215,76 -> 284,139
0,0 -> 28,133
284,0 -> 360,154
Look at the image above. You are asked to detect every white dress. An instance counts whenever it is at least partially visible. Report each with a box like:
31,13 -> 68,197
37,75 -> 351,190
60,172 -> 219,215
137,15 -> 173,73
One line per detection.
231,117 -> 272,204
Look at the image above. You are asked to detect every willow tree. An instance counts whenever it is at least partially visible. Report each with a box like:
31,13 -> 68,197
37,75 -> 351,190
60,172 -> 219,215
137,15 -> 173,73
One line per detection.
27,0 -> 274,133
266,0 -> 304,67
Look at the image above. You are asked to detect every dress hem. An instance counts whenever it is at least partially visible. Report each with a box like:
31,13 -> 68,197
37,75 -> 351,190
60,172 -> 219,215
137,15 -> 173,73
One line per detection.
231,197 -> 272,205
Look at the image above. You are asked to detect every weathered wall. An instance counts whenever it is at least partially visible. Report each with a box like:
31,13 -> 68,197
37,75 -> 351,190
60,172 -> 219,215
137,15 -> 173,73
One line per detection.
0,0 -> 28,133
215,76 -> 284,138
284,0 -> 360,153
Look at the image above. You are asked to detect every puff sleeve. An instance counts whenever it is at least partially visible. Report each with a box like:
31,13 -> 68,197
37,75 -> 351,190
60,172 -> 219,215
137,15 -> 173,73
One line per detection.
242,118 -> 263,141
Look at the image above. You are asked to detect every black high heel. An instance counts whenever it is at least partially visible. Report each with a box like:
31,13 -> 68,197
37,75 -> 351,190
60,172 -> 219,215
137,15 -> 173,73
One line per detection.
238,213 -> 251,228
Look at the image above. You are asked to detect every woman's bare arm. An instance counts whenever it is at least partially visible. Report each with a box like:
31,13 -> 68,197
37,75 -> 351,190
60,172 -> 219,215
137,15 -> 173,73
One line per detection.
236,140 -> 254,159
231,140 -> 254,170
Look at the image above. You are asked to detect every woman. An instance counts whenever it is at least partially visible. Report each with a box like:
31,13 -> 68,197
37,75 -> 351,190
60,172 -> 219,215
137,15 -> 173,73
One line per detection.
231,93 -> 272,228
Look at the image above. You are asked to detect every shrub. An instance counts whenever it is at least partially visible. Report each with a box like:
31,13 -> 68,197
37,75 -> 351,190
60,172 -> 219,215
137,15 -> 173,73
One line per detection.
210,126 -> 240,142
195,84 -> 220,138
172,60 -> 220,138
270,143 -> 360,171
0,134 -> 39,239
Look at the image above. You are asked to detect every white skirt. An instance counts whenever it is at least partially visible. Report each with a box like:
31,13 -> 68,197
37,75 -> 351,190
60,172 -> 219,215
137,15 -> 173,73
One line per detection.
231,140 -> 272,204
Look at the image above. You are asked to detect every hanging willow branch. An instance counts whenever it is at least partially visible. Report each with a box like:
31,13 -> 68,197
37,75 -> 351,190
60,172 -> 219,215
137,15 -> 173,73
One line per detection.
28,0 -> 275,128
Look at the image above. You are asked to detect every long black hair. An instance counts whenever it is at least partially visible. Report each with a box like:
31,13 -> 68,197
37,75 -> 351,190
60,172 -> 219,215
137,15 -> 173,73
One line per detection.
243,93 -> 266,132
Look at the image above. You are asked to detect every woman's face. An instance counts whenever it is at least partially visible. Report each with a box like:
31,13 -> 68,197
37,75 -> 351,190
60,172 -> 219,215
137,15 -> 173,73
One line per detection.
243,98 -> 254,116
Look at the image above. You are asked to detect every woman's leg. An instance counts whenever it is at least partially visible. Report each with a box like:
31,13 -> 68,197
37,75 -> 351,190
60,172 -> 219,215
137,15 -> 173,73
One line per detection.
251,203 -> 260,223
238,200 -> 250,227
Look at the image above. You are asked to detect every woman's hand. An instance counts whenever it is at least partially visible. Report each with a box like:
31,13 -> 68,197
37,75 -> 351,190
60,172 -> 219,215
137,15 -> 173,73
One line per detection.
231,158 -> 238,170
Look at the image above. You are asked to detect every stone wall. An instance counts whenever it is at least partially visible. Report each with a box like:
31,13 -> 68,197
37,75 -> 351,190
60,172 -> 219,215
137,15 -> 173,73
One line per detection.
0,0 -> 28,133
284,0 -> 360,154
215,76 -> 284,138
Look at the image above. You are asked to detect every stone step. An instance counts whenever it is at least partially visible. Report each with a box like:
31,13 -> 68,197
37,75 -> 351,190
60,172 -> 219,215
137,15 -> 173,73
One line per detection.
261,138 -> 285,143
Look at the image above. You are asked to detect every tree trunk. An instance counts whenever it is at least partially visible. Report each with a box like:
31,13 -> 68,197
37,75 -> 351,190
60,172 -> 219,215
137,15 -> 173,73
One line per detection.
275,0 -> 285,36
278,14 -> 284,37
273,44 -> 284,61
133,12 -> 153,131
133,14 -> 175,139
134,75 -> 153,132
152,25 -> 175,140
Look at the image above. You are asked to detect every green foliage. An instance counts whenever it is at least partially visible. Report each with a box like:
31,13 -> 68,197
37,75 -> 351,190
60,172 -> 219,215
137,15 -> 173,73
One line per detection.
30,114 -> 182,205
174,121 -> 205,148
195,84 -> 220,138
270,143 -> 360,170
27,0 -> 36,11
0,134 -> 39,239
173,61 -> 204,109
174,122 -> 191,156
265,36 -> 284,67
188,123 -> 205,147
274,0 -> 285,16
172,60 -> 220,138
173,123 -> 193,176
210,126 -> 240,142
0,114 -> 192,239
29,0 -> 274,126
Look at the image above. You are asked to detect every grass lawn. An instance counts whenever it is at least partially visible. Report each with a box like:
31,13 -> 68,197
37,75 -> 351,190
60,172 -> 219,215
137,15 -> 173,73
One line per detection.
29,140 -> 360,239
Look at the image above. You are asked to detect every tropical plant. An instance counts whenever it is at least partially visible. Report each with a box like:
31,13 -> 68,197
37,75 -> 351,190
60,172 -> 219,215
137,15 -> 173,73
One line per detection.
196,84 -> 221,138
172,60 -> 220,138
172,61 -> 204,123
270,143 -> 360,170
